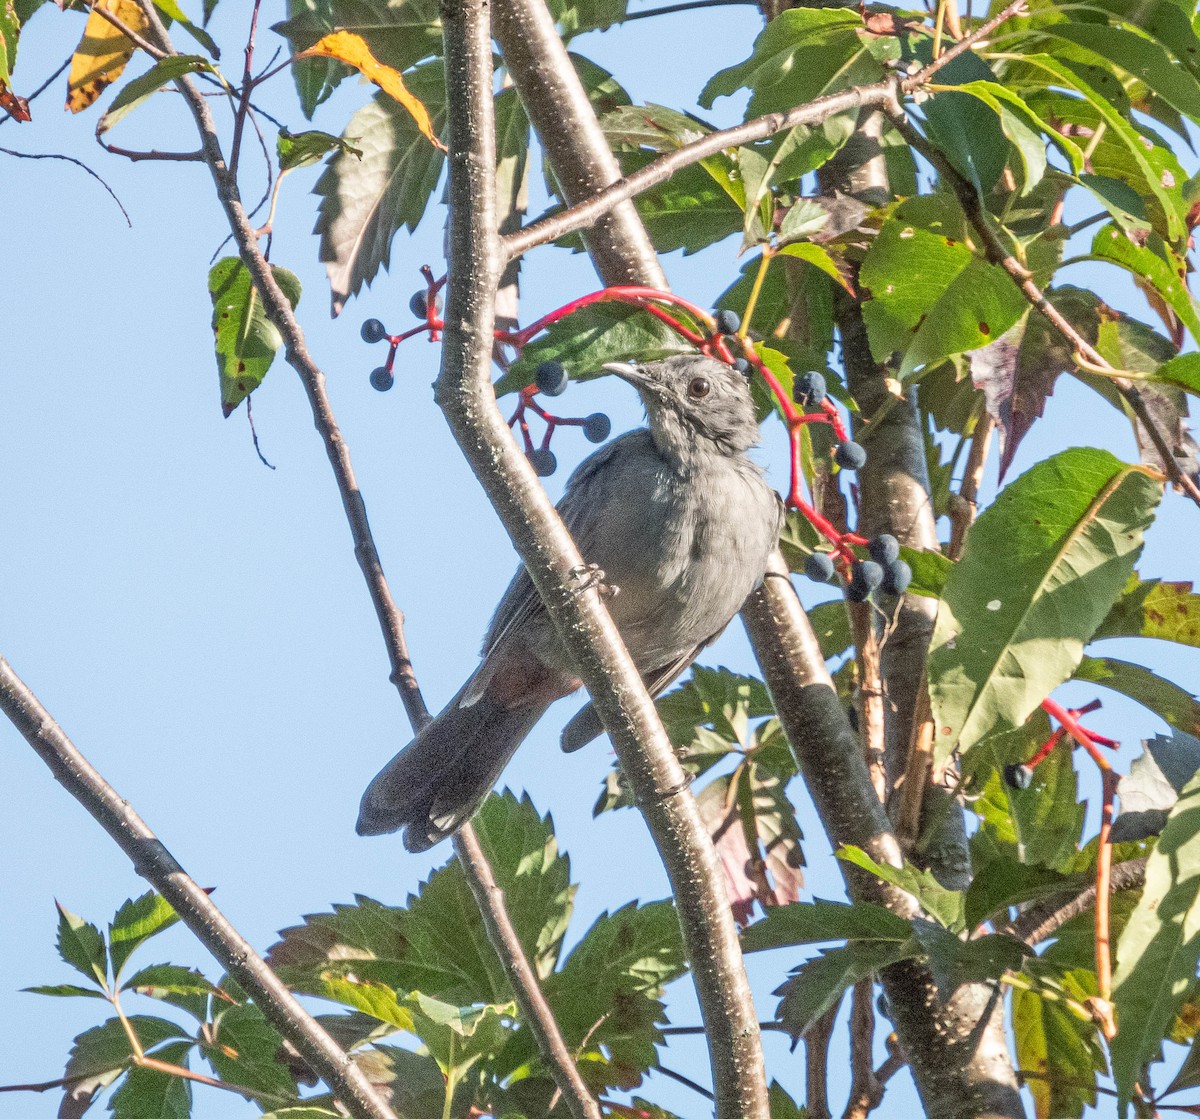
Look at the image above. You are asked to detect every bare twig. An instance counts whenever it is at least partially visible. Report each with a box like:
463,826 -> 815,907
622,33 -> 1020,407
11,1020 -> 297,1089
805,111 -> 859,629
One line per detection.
86,0 -> 168,60
1003,858 -> 1147,947
0,656 -> 401,1119
439,4 -> 767,1117
0,55 -> 70,127
96,139 -> 205,162
842,979 -> 883,1119
0,146 -> 131,225
948,411 -> 994,559
850,601 -> 888,802
227,0 -> 262,185
805,1002 -> 837,1119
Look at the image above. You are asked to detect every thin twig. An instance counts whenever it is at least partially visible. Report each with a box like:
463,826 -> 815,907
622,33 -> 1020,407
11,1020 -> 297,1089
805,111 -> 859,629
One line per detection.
655,1064 -> 717,1102
625,0 -> 757,16
228,0 -> 262,185
1003,858 -> 1147,947
805,1002 -> 837,1119
0,656 -> 400,1119
0,147 -> 131,225
850,601 -> 888,802
947,411 -> 993,559
86,0 -> 168,60
0,55 -> 70,127
842,979 -> 882,1119
96,139 -> 205,162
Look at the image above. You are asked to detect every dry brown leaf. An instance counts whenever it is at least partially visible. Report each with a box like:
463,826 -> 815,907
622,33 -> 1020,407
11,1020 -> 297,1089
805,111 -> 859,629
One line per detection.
298,30 -> 444,151
66,0 -> 148,114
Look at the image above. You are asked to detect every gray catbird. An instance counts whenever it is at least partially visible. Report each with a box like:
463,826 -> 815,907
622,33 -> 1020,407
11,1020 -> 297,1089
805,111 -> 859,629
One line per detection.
357,353 -> 783,850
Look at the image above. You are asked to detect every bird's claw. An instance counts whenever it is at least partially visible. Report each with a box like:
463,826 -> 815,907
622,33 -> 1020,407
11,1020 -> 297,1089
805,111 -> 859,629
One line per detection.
568,563 -> 619,599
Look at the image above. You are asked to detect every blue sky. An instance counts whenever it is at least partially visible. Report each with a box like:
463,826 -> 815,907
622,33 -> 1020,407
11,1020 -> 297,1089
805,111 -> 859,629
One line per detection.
2,3 -> 1198,1117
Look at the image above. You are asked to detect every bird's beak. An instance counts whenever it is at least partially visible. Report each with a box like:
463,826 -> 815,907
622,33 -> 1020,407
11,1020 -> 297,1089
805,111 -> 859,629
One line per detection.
602,360 -> 650,386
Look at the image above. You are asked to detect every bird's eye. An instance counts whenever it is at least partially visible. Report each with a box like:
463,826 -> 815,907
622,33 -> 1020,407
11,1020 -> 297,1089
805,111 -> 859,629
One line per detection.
687,377 -> 711,399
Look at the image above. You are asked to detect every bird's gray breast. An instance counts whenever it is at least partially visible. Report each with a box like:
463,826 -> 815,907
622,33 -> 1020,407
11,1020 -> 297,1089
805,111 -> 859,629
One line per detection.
563,431 -> 780,667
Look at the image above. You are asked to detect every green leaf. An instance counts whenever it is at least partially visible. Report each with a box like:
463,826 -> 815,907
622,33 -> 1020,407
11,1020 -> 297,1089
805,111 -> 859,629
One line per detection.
1089,224 -> 1200,345
805,601 -> 852,660
270,792 -> 573,1001
152,0 -> 219,56
109,1040 -> 192,1119
123,963 -> 220,1021
273,0 -> 442,117
313,66 -> 447,315
1074,656 -> 1200,736
300,974 -> 416,1032
55,901 -> 108,988
23,982 -> 106,998
619,152 -> 744,255
277,128 -> 362,173
963,855 -> 1082,930
64,1016 -> 189,1081
1012,983 -> 1106,1119
860,198 -> 1028,377
98,54 -> 215,136
910,921 -> 1029,990
700,8 -> 884,118
0,0 -> 20,86
203,1002 -> 298,1100
655,665 -> 774,748
774,939 -> 916,1039
768,1081 -> 806,1119
927,448 -> 1162,762
542,900 -> 686,1088
109,892 -> 180,981
496,301 -> 697,396
776,241 -> 849,290
1149,353 -> 1200,397
742,898 -> 912,951
1112,768 -> 1200,1108
208,257 -> 302,416
548,0 -> 627,36
836,845 -> 965,930
1094,575 -> 1200,647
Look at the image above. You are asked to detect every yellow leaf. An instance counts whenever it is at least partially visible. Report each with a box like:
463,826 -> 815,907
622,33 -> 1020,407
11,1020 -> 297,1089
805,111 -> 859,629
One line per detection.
298,31 -> 444,151
66,0 -> 149,114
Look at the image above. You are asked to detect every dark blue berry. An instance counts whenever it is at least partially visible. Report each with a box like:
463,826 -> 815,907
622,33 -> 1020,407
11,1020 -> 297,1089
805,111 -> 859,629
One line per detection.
583,412 -> 611,443
409,290 -> 428,318
369,366 -> 394,392
528,447 -> 557,477
804,552 -> 836,583
868,534 -> 900,565
1004,763 -> 1034,790
734,357 -> 751,377
535,360 -> 569,397
835,440 -> 867,471
883,558 -> 912,596
360,318 -> 387,344
877,992 -> 891,1020
714,309 -> 740,336
847,705 -> 859,732
794,370 -> 827,407
847,560 -> 884,602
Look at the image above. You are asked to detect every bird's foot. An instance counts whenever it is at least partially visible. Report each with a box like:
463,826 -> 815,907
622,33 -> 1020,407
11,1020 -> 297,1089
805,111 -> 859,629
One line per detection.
568,563 -> 619,599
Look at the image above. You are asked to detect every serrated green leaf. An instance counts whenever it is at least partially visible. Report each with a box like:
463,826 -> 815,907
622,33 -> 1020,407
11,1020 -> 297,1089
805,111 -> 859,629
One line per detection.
742,898 -> 912,951
208,257 -> 302,416
1094,575 -> 1200,646
805,601 -> 852,660
109,892 -> 180,981
203,1002 -> 297,1100
64,1016 -> 189,1081
122,963 -> 217,1021
313,65 -> 446,315
927,448 -> 1162,762
911,921 -> 1029,990
1112,768 -> 1200,1108
548,0 -> 626,36
963,855 -> 1082,930
496,302 -> 697,396
56,901 -> 108,988
108,1040 -> 192,1119
1012,984 -> 1105,1119
152,0 -> 219,56
837,845 -> 965,929
774,939 -> 915,1039
776,241 -> 850,291
23,982 -> 107,998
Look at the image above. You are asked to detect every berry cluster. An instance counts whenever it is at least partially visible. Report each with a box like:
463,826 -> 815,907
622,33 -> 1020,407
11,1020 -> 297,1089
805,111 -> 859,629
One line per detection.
358,267 -> 446,392
511,360 -> 611,477
803,534 -> 913,603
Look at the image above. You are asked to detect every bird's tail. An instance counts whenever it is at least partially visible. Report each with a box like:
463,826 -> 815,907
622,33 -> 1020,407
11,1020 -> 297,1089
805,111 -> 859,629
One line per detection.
356,682 -> 550,851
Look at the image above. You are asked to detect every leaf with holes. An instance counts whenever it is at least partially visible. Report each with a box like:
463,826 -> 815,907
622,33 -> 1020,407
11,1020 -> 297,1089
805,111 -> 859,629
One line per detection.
208,258 -> 302,416
1094,575 -> 1200,646
927,448 -> 1162,764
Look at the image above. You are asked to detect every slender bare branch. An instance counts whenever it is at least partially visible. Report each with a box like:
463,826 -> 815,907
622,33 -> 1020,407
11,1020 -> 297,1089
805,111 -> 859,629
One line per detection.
0,656 -> 401,1119
842,979 -> 882,1119
0,146 -> 132,224
439,3 -> 768,1116
805,1002 -> 837,1119
1005,858 -> 1148,947
227,0 -> 263,185
948,411 -> 994,559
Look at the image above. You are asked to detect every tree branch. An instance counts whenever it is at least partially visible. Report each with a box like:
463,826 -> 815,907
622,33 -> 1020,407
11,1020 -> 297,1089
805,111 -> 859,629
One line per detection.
0,656 -> 400,1119
1005,858 -> 1147,948
439,3 -> 767,1116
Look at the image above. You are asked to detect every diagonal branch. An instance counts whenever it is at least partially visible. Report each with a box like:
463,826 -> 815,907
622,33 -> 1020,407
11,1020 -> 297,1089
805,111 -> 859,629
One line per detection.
440,3 -> 767,1116
0,656 -> 400,1119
